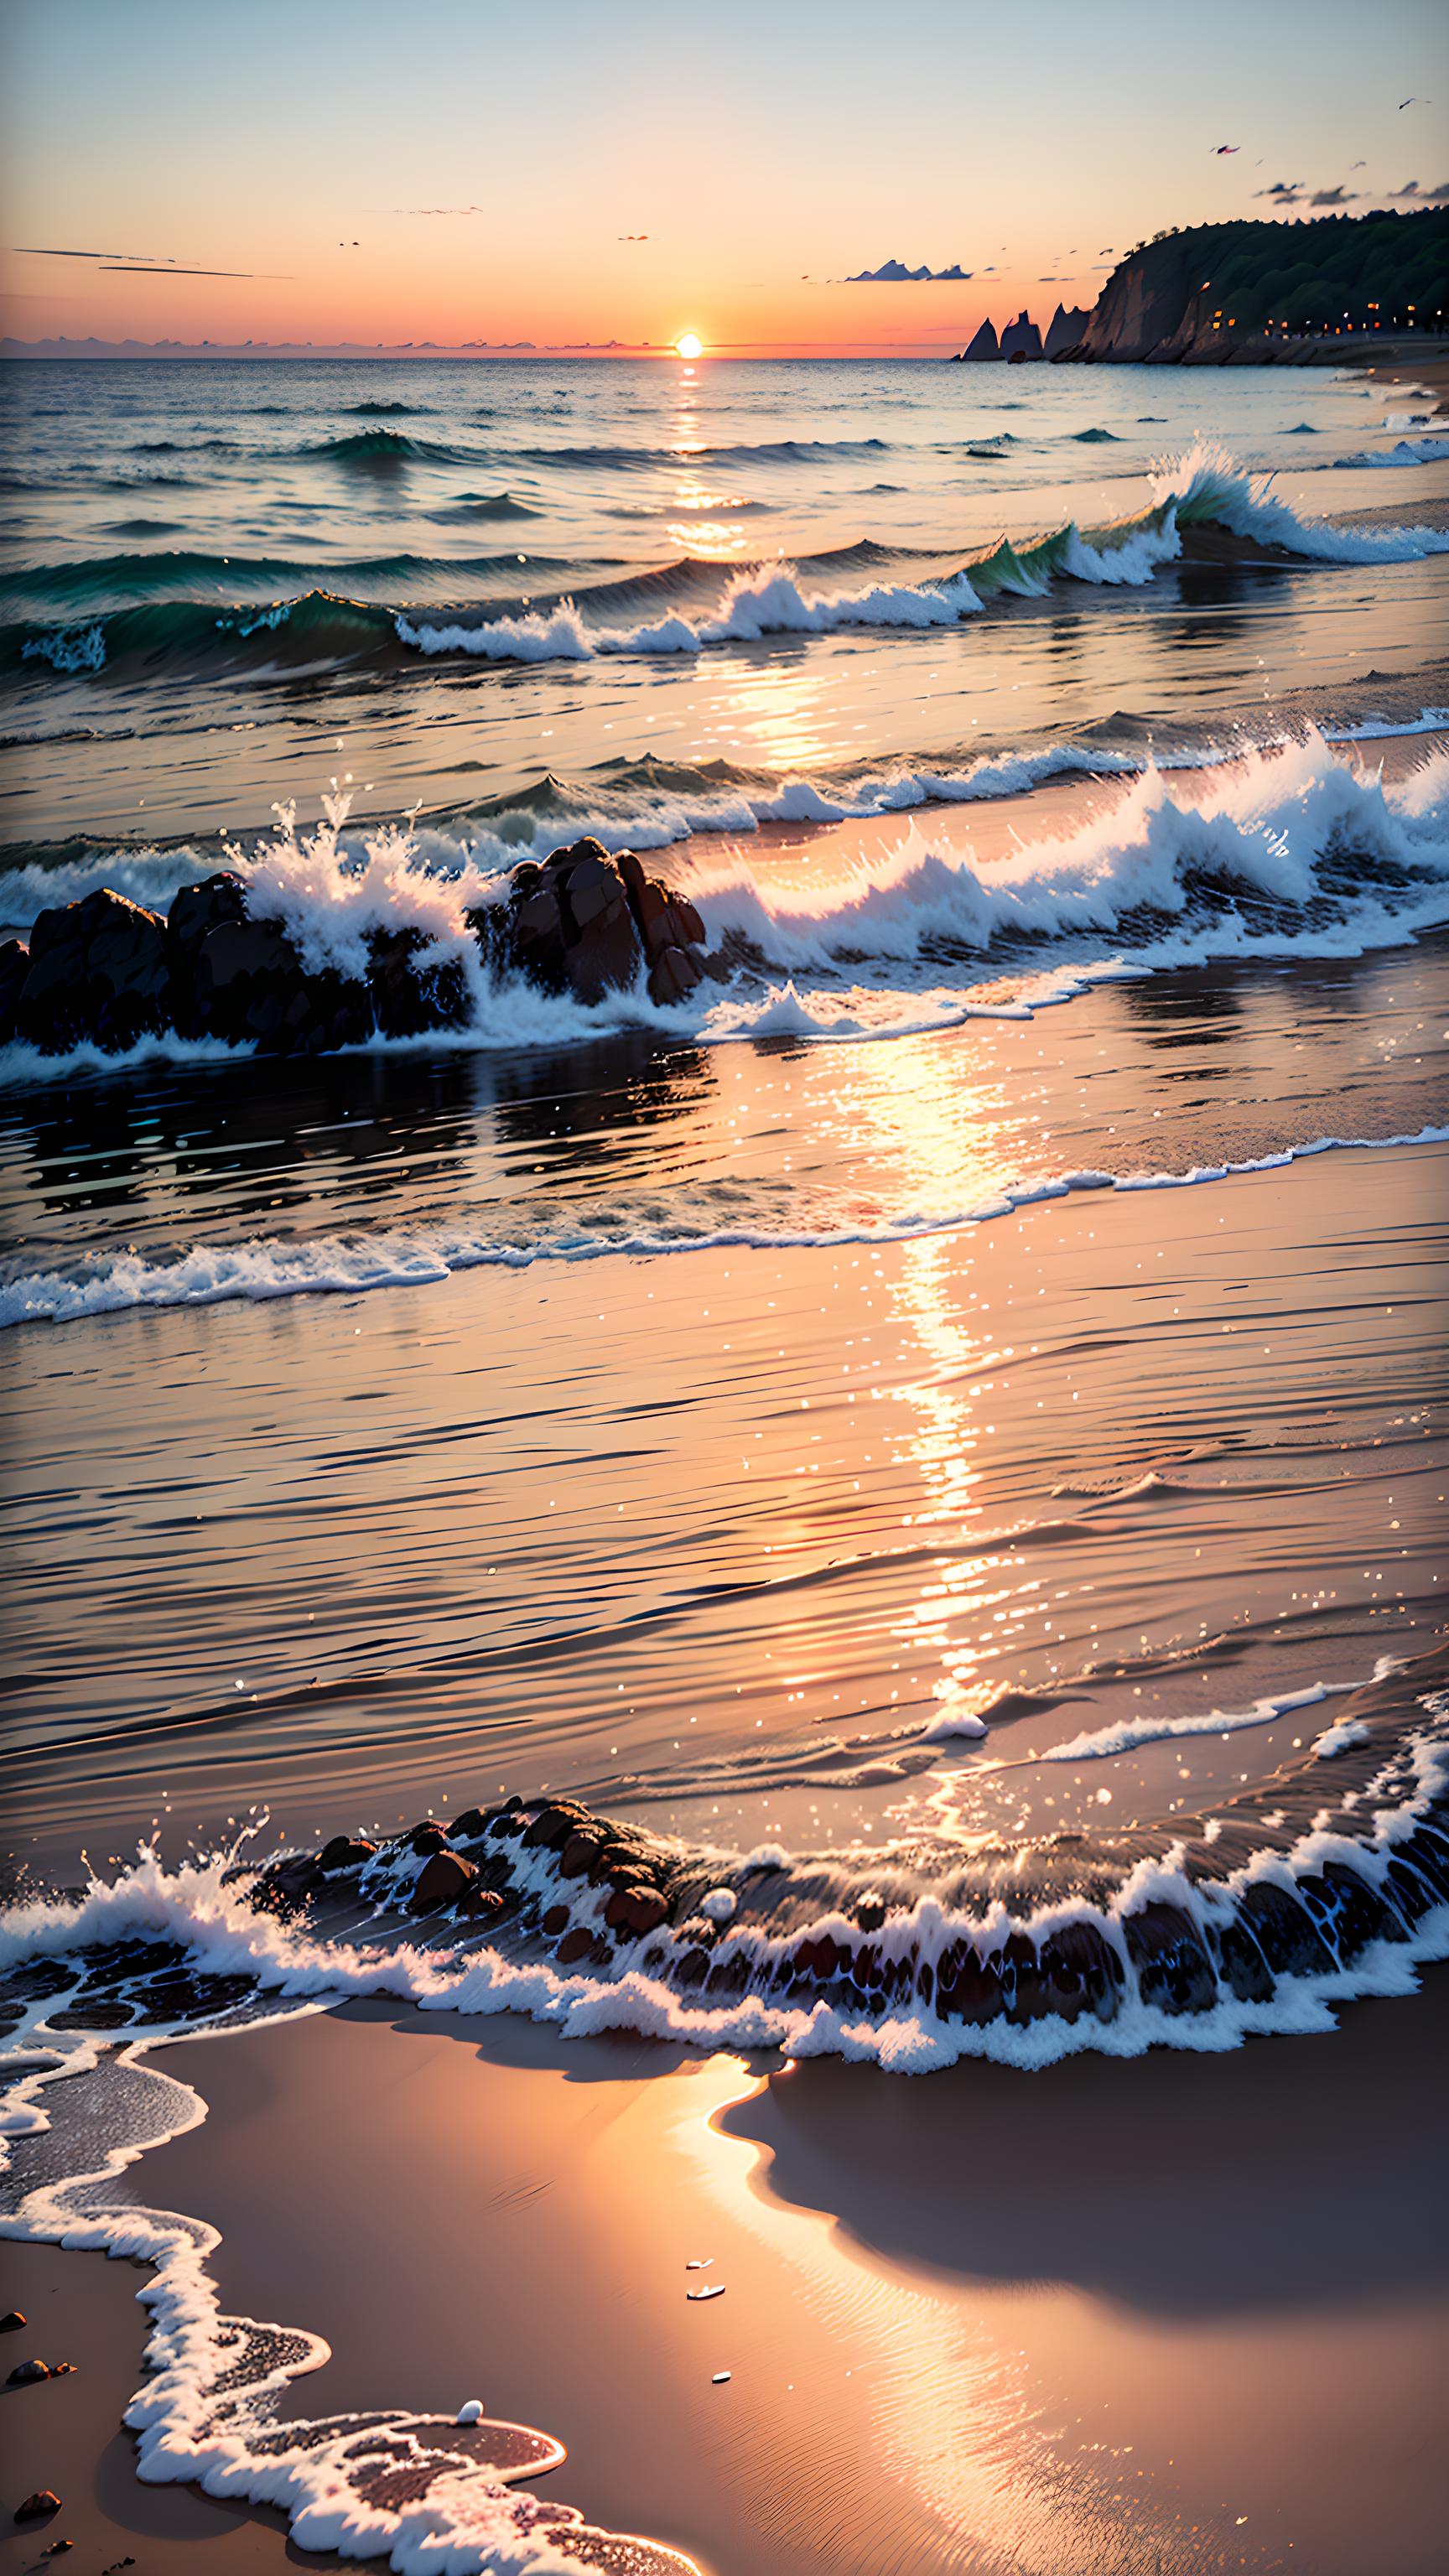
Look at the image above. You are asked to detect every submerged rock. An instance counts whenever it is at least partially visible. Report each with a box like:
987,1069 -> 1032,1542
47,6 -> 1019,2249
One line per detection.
13,2492 -> 61,2523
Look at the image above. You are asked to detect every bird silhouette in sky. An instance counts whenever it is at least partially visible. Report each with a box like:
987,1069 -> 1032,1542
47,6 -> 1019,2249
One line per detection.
1212,143 -> 1240,154
1399,97 -> 1421,110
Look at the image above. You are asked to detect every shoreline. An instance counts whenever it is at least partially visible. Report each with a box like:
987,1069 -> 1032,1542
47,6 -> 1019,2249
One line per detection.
5,1974 -> 1448,2573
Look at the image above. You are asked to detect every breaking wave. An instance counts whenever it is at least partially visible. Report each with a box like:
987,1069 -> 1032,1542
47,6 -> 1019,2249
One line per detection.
2,730 -> 1447,1097
11,443 -> 1446,683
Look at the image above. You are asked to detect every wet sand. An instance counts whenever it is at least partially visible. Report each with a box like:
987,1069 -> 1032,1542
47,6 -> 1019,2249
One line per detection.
8,1976 -> 1444,2576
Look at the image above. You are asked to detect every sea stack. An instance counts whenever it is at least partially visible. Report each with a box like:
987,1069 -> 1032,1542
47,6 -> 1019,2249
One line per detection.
1000,310 -> 1043,361
1044,302 -> 1092,358
956,317 -> 1000,361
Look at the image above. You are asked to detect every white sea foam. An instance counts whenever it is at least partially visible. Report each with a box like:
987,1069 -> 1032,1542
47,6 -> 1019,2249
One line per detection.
1151,438 -> 1449,564
1045,1657 -> 1407,1763
3,1124 -> 1446,1330
1337,435 -> 1449,468
380,444 -> 1448,672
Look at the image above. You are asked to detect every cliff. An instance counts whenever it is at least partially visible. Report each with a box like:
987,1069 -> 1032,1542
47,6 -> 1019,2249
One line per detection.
1072,205 -> 1447,361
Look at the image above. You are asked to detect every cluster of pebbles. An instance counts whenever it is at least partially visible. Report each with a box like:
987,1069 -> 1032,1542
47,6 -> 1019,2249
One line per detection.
247,1741 -> 1449,2034
4,1665 -> 1446,2050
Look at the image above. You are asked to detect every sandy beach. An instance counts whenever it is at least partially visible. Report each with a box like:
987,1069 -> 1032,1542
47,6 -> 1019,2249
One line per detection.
3,1972 -> 1445,2576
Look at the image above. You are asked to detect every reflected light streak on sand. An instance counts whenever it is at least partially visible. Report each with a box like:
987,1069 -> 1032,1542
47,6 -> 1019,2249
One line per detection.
670,2058 -> 1190,2576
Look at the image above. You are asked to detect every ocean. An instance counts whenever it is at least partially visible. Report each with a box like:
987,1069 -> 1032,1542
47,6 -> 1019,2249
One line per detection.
2,353 -> 1448,2574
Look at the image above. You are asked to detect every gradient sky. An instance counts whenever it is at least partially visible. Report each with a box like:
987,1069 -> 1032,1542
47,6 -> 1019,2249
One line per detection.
3,0 -> 1444,355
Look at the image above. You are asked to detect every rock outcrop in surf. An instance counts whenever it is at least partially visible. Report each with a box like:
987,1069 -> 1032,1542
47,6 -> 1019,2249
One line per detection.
0,839 -> 713,1057
2,1649 -> 1445,2074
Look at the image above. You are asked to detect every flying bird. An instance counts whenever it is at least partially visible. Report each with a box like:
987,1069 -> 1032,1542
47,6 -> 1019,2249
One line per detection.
1212,143 -> 1240,155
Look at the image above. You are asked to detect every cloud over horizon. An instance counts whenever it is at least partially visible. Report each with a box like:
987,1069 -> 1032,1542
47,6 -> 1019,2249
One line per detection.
840,257 -> 973,283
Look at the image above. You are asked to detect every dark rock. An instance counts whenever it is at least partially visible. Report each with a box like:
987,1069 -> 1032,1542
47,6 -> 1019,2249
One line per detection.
604,1884 -> 669,1937
933,1942 -> 1005,2024
456,1883 -> 504,1921
477,839 -> 646,1005
0,939 -> 29,1046
522,1803 -> 589,1852
413,1851 -> 476,1912
541,1904 -> 569,1936
8,2357 -> 52,2384
14,2491 -> 61,2522
166,871 -> 249,1033
449,1810 -> 491,1841
647,943 -> 704,1007
366,926 -> 468,1037
1213,1918 -> 1275,2003
1034,1922 -> 1124,2023
854,1895 -> 886,1934
18,890 -> 169,1053
0,1961 -> 74,2002
45,2000 -> 134,2031
558,1831 -> 604,1879
319,1836 -> 377,1874
408,1823 -> 450,1855
1299,1862 -> 1402,1962
1236,1880 -> 1336,1976
589,1844 -> 647,1889
1122,1903 -> 1217,2013
192,914 -> 371,1056
555,1926 -> 595,1966
0,2311 -> 25,2331
793,1934 -> 842,1981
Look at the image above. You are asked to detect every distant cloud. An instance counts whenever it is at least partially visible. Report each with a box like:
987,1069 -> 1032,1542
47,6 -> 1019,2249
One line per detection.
1390,177 -> 1449,200
1254,179 -> 1306,204
617,233 -> 649,242
15,242 -> 157,261
387,205 -> 486,217
840,257 -> 973,283
1309,184 -> 1358,206
15,243 -> 282,277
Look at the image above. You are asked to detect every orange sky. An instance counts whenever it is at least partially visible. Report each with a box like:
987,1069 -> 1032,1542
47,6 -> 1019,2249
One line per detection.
3,0 -> 1441,356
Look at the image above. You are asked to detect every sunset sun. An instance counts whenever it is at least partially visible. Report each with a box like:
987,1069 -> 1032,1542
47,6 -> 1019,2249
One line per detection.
673,330 -> 704,359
